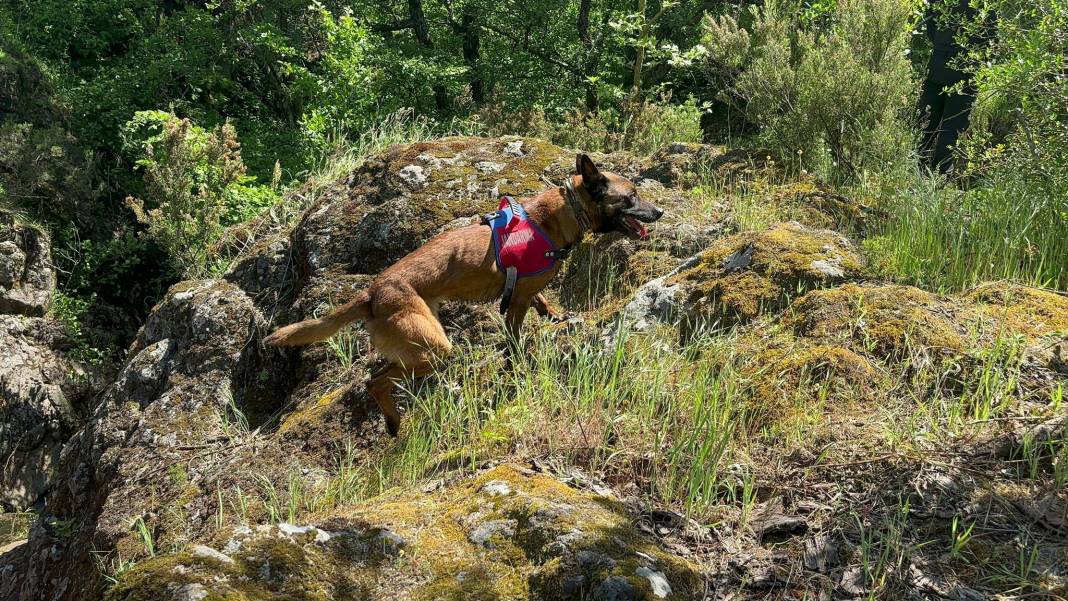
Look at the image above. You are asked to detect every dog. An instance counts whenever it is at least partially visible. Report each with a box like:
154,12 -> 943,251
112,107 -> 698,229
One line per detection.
264,154 -> 663,435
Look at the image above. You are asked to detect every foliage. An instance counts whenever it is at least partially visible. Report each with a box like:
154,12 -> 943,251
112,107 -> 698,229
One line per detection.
123,113 -> 248,277
700,0 -> 918,181
864,0 -> 1067,290
49,291 -> 110,369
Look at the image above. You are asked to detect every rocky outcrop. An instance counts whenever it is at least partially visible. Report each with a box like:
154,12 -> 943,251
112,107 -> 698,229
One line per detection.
0,211 -> 55,316
2,280 -> 275,600
2,137 -> 714,600
622,221 -> 864,333
0,213 -> 85,513
0,316 -> 85,511
104,465 -> 703,601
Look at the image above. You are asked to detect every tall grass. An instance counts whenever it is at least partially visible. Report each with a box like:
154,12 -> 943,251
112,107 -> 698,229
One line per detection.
863,173 -> 1068,292
384,326 -> 749,516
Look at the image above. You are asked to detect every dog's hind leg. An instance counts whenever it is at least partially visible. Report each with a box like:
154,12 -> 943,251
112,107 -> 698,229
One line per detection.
365,303 -> 452,436
367,361 -> 434,437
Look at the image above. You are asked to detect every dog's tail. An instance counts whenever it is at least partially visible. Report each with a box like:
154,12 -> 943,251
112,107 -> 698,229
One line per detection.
264,292 -> 371,347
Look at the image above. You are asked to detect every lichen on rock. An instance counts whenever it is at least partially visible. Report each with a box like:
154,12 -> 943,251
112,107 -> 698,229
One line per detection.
104,466 -> 702,601
623,221 -> 864,334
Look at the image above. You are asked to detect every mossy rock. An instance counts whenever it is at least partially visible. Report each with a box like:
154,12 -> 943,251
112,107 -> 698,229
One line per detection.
106,466 -> 703,601
667,221 -> 864,327
739,332 -> 884,424
968,282 -> 1068,340
784,283 -> 971,359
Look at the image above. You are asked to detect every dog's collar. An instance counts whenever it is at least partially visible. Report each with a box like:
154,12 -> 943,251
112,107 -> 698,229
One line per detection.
563,176 -> 592,233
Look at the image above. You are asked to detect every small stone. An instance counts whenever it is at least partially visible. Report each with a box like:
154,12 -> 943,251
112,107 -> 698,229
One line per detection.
577,549 -> 616,571
376,528 -> 406,556
753,513 -> 808,542
803,534 -> 840,572
562,574 -> 586,596
504,140 -> 524,156
723,243 -> 754,272
476,161 -> 505,173
190,545 -> 234,565
398,164 -> 428,189
810,259 -> 845,278
277,523 -> 331,543
468,519 -> 517,547
174,583 -> 208,601
481,481 -> 513,497
635,566 -> 672,598
838,565 -> 867,596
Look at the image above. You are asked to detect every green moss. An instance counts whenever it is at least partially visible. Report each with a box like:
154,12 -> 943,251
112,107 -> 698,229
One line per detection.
671,221 -> 863,323
109,465 -> 702,600
969,282 -> 1068,340
784,283 -> 969,358
278,387 -> 345,435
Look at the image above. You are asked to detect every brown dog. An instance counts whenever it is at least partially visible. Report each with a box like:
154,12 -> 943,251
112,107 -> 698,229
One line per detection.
264,154 -> 663,435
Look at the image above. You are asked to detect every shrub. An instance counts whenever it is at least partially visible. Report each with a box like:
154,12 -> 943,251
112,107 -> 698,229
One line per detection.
123,112 -> 246,278
864,0 -> 1068,291
701,0 -> 917,181
477,96 -> 705,156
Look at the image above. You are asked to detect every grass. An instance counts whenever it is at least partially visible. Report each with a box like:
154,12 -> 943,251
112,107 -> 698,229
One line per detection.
294,323 -> 762,521
861,170 -> 1068,293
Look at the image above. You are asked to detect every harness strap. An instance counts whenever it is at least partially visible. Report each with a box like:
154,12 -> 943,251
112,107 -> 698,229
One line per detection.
499,266 -> 518,314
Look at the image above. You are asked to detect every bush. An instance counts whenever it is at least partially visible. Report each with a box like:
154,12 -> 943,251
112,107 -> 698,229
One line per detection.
864,0 -> 1068,291
123,112 -> 247,278
478,96 -> 705,156
701,0 -> 917,181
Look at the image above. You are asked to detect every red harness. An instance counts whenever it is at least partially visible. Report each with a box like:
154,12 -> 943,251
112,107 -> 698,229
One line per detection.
482,196 -> 568,312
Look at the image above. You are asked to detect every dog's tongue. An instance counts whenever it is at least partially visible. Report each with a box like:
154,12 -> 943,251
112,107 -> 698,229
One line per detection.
626,216 -> 649,239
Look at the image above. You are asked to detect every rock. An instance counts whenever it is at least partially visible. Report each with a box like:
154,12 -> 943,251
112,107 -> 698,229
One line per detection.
2,279 -> 275,601
635,566 -> 672,598
803,534 -> 841,573
622,222 -> 864,333
173,583 -> 208,601
0,315 -> 87,511
102,465 -> 702,601
838,565 -> 867,597
397,163 -> 428,189
467,518 -> 518,547
593,575 -> 638,601
639,143 -> 726,187
188,545 -> 233,565
0,211 -> 55,316
751,499 -> 808,543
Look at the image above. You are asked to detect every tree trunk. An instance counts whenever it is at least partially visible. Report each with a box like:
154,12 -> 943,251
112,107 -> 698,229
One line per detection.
461,11 -> 485,104
578,0 -> 598,112
407,0 -> 450,112
631,0 -> 648,98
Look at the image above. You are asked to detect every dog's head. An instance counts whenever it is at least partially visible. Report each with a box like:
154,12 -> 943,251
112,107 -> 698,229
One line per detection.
576,154 -> 663,240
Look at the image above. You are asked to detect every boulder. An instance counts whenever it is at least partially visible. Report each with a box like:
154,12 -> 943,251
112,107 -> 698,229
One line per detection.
103,465 -> 703,601
1,280 -> 276,601
0,315 -> 86,510
0,211 -> 55,316
622,221 -> 864,333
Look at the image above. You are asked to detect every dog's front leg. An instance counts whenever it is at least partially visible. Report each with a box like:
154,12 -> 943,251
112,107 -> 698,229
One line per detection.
532,293 -> 565,322
503,293 -> 535,365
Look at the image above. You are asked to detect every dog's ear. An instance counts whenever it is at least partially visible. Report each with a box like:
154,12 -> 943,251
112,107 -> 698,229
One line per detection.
576,154 -> 605,187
